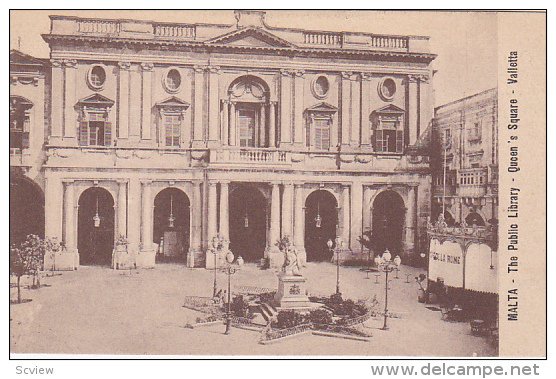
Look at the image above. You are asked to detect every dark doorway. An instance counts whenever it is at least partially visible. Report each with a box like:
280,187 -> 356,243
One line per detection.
372,190 -> 405,255
229,185 -> 267,262
465,212 -> 485,227
9,177 -> 44,245
78,187 -> 115,266
305,190 -> 338,262
153,188 -> 190,263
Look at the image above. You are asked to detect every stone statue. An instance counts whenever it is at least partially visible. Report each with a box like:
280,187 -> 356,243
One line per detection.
283,245 -> 302,276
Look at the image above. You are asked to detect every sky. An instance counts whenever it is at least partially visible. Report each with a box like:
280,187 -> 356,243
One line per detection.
9,10 -> 498,107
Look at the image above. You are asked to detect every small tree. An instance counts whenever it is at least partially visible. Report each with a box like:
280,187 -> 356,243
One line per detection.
10,234 -> 45,303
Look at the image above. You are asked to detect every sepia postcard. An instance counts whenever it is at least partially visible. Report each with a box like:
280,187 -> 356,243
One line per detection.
8,9 -> 546,361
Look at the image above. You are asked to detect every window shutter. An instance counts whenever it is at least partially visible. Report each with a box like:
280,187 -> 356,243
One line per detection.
21,132 -> 30,149
78,121 -> 88,146
104,121 -> 112,146
396,130 -> 403,153
374,130 -> 383,152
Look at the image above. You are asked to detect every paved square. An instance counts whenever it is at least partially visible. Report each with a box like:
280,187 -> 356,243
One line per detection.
10,263 -> 497,356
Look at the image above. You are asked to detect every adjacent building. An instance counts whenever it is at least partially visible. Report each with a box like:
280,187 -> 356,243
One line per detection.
10,10 -> 436,270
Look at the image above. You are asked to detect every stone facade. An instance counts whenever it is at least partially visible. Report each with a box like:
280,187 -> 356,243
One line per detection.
10,10 -> 436,270
431,88 -> 498,227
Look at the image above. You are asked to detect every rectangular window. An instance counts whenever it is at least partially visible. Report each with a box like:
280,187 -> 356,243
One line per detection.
164,114 -> 181,147
9,111 -> 30,150
314,118 -> 330,151
79,112 -> 110,147
239,109 -> 256,147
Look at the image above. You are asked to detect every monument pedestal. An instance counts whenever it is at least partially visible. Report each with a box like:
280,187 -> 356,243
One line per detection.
274,273 -> 311,309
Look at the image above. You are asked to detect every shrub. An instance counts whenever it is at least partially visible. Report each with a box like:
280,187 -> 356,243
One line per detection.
230,295 -> 250,318
308,309 -> 333,325
275,310 -> 306,329
259,291 -> 276,304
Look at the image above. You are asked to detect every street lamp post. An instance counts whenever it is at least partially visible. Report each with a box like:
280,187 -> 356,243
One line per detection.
376,249 -> 401,331
328,237 -> 343,295
211,236 -> 219,298
223,250 -> 243,335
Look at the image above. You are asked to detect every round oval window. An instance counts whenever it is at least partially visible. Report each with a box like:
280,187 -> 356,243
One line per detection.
380,78 -> 396,100
89,66 -> 106,89
314,76 -> 329,98
166,69 -> 181,92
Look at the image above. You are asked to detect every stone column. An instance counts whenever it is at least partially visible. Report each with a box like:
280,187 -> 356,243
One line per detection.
118,62 -> 131,140
269,101 -> 276,147
408,75 -> 419,146
341,185 -> 350,245
129,65 -> 142,143
281,182 -> 293,238
140,63 -> 154,141
350,182 -> 363,254
267,182 -> 282,266
50,60 -> 63,142
419,74 -> 432,141
188,181 -> 203,267
229,102 -> 237,146
350,74 -> 361,146
63,180 -> 76,252
127,178 -> 141,253
362,186 -> 373,236
207,66 -> 220,146
259,103 -> 266,146
279,70 -> 293,145
293,184 -> 306,263
360,73 -> 372,147
293,70 -> 305,146
192,66 -> 205,147
341,72 -> 352,147
138,180 -> 155,268
405,185 -> 416,253
63,60 -> 77,140
206,182 -> 218,243
117,180 -> 127,238
221,100 -> 229,146
141,180 -> 153,250
219,181 -> 229,240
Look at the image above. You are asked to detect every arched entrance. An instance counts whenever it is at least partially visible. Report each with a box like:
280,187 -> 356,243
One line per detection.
305,190 -> 338,262
9,177 -> 44,244
153,188 -> 190,262
229,185 -> 267,262
372,190 -> 405,255
78,187 -> 115,266
465,212 -> 485,226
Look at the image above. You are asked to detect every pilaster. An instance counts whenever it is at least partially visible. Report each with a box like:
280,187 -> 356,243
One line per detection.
279,69 -> 293,145
141,63 -> 154,141
118,61 -> 131,140
292,70 -> 305,147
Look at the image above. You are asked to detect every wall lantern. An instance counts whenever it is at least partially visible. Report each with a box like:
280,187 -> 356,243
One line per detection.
93,196 -> 101,228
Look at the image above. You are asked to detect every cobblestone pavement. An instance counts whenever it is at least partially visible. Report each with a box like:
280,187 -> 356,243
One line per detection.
10,263 -> 497,356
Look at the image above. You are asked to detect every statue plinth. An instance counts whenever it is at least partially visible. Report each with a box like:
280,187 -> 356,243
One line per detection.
274,273 -> 311,309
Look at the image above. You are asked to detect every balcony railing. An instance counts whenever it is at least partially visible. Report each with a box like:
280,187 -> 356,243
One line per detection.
210,148 -> 289,165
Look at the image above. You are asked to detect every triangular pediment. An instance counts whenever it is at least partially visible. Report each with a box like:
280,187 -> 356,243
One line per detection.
77,93 -> 115,107
10,50 -> 46,67
306,102 -> 338,113
374,104 -> 405,114
155,96 -> 190,108
206,27 -> 296,48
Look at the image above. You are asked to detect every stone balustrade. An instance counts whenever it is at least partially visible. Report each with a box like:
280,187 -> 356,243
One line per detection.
154,23 -> 196,38
369,35 -> 408,49
77,19 -> 121,34
303,32 -> 343,46
210,148 -> 290,165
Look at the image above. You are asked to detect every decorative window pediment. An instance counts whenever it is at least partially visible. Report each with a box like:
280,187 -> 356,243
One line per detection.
229,78 -> 268,102
76,94 -> 115,110
155,96 -> 190,113
305,102 -> 338,114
